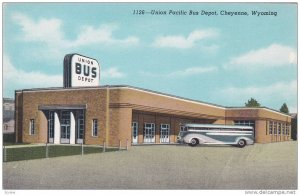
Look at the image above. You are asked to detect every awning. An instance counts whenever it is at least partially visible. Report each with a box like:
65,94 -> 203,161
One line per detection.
38,105 -> 87,110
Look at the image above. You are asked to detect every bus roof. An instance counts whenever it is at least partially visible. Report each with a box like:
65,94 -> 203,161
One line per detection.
181,123 -> 253,130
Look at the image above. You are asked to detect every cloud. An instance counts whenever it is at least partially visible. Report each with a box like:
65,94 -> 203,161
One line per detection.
3,54 -> 125,97
71,24 -> 139,47
12,13 -> 65,44
3,54 -> 62,93
153,29 -> 218,49
218,80 -> 297,111
12,12 -> 139,50
168,66 -> 218,77
3,54 -> 126,91
101,67 -> 125,78
225,44 -> 297,70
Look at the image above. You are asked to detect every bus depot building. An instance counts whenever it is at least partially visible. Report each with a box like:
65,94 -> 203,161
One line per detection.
15,85 -> 292,147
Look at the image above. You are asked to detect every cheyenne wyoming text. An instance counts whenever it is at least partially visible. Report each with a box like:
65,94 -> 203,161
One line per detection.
133,10 -> 278,17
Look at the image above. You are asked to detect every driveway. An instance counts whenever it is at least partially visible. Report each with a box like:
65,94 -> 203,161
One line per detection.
3,141 -> 297,189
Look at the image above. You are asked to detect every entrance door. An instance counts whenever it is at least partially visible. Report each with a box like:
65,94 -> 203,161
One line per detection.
76,110 -> 84,144
160,124 -> 170,143
132,122 -> 138,144
61,111 -> 71,144
144,123 -> 155,143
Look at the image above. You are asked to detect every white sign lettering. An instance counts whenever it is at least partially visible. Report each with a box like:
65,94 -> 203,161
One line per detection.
64,54 -> 100,87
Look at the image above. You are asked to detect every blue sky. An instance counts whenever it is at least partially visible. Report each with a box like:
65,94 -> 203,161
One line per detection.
3,3 -> 297,112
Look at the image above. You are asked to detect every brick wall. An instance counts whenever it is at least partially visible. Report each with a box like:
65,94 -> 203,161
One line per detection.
15,86 -> 292,146
17,88 -> 108,144
132,111 -> 217,144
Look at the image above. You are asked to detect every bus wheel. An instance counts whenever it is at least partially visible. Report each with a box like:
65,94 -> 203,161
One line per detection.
237,139 -> 246,148
189,138 -> 199,147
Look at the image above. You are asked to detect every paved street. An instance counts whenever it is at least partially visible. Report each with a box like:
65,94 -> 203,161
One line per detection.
3,141 -> 297,189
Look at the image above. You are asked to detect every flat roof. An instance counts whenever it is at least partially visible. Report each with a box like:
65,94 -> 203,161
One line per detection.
16,85 -> 225,109
226,107 -> 291,117
15,85 -> 291,117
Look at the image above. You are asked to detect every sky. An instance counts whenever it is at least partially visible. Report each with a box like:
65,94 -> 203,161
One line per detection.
2,3 -> 298,112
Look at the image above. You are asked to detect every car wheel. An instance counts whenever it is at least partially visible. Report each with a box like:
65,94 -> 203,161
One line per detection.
237,139 -> 246,148
189,138 -> 199,147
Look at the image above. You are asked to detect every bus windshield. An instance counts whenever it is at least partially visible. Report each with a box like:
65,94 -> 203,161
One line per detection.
180,126 -> 188,131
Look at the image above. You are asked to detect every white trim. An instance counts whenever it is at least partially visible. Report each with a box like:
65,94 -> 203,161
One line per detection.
48,111 -> 55,143
227,107 -> 290,117
29,121 -> 31,135
70,111 -> 76,144
29,119 -> 35,135
92,119 -> 98,137
183,123 -> 253,129
206,133 -> 253,136
22,87 -> 105,93
188,130 -> 253,133
262,108 -> 290,117
20,85 -> 225,110
53,112 -> 60,144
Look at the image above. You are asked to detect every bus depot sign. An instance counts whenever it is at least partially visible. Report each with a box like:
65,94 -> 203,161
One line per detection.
64,54 -> 100,88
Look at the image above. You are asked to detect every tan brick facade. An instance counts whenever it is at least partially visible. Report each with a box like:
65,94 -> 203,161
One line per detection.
225,108 -> 291,143
15,85 -> 292,146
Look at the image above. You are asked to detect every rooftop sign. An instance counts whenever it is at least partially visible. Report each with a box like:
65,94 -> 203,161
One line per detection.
63,54 -> 100,88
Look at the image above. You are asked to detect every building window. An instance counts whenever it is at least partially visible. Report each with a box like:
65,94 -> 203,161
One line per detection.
274,122 -> 277,135
160,124 -> 170,143
92,119 -> 98,137
132,122 -> 138,140
282,124 -> 285,135
284,124 -> 287,135
287,125 -> 290,135
278,123 -> 281,135
269,121 -> 273,135
144,123 -> 155,143
77,110 -> 85,140
29,119 -> 35,135
4,124 -> 8,131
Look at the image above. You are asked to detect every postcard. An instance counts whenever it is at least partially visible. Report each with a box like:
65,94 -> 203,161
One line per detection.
2,2 -> 297,194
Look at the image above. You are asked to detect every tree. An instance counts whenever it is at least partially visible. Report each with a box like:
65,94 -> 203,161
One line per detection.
279,103 -> 289,114
291,114 -> 297,140
245,98 -> 261,107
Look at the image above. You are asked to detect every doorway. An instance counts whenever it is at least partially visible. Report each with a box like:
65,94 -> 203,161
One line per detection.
160,124 -> 170,143
132,122 -> 138,144
144,123 -> 155,143
60,111 -> 71,144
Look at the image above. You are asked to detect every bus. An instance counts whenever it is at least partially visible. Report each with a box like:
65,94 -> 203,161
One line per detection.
177,123 -> 254,148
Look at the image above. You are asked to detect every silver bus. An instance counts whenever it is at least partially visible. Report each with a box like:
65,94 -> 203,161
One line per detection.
177,123 -> 254,148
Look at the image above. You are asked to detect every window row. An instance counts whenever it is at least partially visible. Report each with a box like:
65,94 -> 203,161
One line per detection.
132,122 -> 170,143
268,121 -> 290,135
29,118 -> 99,137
